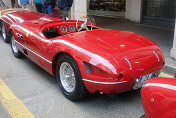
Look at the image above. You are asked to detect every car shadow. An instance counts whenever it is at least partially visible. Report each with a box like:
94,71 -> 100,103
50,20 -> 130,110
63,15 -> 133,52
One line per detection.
23,56 -> 142,102
15,57 -> 144,118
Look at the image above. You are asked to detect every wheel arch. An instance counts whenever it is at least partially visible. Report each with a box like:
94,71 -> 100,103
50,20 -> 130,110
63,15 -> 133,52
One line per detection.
54,51 -> 88,101
7,29 -> 13,40
52,52 -> 76,77
8,29 -> 12,36
1,19 -> 11,36
0,19 -> 2,32
0,19 -> 2,26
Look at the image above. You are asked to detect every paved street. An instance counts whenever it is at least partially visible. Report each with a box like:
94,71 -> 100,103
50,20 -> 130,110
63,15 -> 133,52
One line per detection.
0,20 -> 174,118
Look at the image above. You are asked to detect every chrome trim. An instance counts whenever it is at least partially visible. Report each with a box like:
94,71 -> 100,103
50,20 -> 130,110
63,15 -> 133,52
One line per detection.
15,41 -> 52,64
12,36 -> 18,53
60,62 -> 76,92
83,79 -> 128,85
125,57 -> 132,70
153,51 -> 160,62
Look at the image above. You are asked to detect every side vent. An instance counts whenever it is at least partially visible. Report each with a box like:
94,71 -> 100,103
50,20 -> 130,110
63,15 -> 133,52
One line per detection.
83,62 -> 92,75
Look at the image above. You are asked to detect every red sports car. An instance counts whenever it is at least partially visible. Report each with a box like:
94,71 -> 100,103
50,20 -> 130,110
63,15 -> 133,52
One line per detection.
0,9 -> 164,101
141,77 -> 176,118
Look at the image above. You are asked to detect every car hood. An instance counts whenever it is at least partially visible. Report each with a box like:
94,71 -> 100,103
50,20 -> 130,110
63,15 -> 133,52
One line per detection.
69,29 -> 160,60
52,29 -> 164,75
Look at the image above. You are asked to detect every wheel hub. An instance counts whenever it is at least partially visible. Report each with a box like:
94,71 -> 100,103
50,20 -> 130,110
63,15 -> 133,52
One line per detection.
11,35 -> 18,53
60,62 -> 76,93
2,24 -> 6,39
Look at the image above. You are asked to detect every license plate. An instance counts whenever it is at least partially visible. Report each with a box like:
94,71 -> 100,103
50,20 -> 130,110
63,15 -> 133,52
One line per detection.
133,73 -> 155,90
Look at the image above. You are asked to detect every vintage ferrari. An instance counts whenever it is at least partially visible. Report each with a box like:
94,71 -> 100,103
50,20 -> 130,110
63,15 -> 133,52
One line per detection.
141,77 -> 176,118
0,9 -> 164,101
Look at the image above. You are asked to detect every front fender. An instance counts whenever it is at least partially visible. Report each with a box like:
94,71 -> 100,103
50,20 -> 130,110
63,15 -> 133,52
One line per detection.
50,39 -> 119,79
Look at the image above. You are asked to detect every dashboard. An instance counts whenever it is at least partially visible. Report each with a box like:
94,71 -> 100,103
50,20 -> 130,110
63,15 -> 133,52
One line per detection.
41,21 -> 99,39
58,22 -> 77,35
42,21 -> 78,39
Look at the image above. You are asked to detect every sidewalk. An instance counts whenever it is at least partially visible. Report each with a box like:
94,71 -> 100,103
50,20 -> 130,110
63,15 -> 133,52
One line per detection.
159,72 -> 173,78
94,16 -> 176,76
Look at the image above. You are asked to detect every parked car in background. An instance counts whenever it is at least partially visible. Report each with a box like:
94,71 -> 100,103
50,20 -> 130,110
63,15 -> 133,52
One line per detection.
141,77 -> 176,118
89,0 -> 125,11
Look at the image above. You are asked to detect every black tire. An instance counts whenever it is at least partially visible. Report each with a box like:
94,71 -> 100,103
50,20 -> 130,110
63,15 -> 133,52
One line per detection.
56,54 -> 87,101
10,32 -> 24,58
0,22 -> 10,43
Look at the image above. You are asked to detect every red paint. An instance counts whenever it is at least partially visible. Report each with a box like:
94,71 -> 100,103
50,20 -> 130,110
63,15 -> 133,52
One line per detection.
141,77 -> 176,118
1,10 -> 164,94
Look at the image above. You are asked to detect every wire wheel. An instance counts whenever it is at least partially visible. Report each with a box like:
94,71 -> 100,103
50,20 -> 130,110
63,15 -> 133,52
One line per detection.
60,62 -> 76,93
11,34 -> 18,54
1,23 -> 6,40
56,54 -> 87,101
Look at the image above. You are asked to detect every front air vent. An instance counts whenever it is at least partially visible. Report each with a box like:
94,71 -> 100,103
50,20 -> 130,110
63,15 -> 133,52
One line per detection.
83,62 -> 92,74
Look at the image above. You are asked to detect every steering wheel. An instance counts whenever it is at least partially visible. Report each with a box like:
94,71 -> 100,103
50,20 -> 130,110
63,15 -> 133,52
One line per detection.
76,16 -> 93,32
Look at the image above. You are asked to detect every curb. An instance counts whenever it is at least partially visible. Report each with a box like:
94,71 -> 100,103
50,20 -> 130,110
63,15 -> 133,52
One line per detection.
162,65 -> 175,78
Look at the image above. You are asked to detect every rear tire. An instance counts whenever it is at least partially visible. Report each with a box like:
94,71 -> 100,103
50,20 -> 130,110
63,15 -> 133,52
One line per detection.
10,32 -> 24,58
0,22 -> 10,43
56,54 -> 87,101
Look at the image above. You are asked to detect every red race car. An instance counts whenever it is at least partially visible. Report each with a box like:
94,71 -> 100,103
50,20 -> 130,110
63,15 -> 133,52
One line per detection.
0,9 -> 164,101
141,77 -> 176,118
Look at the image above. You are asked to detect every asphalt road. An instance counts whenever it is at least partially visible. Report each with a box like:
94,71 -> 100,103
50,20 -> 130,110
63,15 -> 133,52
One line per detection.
0,37 -> 145,118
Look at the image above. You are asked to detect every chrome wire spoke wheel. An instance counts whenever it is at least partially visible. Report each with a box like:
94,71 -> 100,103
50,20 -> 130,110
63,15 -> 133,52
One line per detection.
1,23 -> 6,39
56,54 -> 87,101
60,62 -> 76,93
10,32 -> 24,58
11,35 -> 18,53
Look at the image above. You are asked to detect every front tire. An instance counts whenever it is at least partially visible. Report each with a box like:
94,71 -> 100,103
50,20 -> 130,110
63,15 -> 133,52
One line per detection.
0,22 -> 10,43
56,54 -> 87,101
10,32 -> 24,58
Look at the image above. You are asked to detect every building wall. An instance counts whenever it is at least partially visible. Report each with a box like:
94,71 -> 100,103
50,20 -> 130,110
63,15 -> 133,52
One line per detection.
3,0 -> 142,23
3,0 -> 12,8
170,21 -> 176,59
71,0 -> 87,20
125,0 -> 142,23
